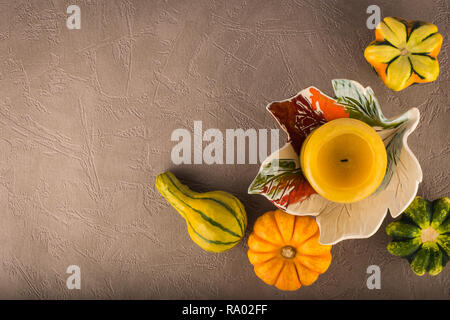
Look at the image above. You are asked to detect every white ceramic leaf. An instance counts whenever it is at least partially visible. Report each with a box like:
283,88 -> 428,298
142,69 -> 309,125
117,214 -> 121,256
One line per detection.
249,79 -> 422,245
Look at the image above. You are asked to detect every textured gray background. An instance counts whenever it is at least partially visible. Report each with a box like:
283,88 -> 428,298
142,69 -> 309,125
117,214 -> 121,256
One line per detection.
0,0 -> 448,299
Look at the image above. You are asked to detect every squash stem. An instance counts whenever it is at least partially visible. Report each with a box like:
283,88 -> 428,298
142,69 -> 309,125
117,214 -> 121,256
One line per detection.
281,246 -> 296,259
421,227 -> 439,243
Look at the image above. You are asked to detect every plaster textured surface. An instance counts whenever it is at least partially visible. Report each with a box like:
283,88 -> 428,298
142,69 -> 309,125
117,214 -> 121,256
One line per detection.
0,0 -> 448,299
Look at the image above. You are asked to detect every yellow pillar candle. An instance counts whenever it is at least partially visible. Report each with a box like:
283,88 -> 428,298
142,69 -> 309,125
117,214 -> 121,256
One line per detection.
300,118 -> 387,203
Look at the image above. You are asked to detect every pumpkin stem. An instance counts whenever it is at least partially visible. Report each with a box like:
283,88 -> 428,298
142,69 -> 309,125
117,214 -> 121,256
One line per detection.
281,246 -> 296,259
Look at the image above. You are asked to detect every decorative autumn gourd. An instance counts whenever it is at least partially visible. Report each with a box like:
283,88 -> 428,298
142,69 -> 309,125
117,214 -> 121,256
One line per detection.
155,172 -> 247,253
364,17 -> 443,91
386,196 -> 449,276
248,210 -> 332,291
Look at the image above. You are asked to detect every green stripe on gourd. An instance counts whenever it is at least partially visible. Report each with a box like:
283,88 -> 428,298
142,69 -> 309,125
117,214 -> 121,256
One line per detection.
155,171 -> 247,253
163,182 -> 242,239
164,172 -> 245,235
162,189 -> 241,247
386,196 -> 449,276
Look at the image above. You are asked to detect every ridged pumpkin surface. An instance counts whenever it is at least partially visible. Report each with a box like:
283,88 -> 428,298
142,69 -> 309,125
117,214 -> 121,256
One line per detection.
156,172 -> 247,253
248,210 -> 332,291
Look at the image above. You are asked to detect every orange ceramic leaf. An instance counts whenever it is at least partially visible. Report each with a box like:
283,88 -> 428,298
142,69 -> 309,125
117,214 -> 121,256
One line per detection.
309,87 -> 349,121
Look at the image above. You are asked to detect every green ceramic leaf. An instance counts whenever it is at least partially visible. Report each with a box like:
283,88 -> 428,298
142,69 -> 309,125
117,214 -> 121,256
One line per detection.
248,157 -> 315,210
377,126 -> 407,192
332,79 -> 408,129
331,79 -> 417,193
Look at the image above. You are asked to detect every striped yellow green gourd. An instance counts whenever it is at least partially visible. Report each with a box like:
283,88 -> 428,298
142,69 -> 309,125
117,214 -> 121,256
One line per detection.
155,172 -> 247,253
386,196 -> 450,276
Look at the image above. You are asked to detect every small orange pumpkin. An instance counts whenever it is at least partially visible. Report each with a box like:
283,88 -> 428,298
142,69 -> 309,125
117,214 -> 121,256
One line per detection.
248,210 -> 332,291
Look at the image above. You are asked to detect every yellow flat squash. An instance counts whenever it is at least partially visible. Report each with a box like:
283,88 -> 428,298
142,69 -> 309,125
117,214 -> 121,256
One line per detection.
364,17 -> 442,91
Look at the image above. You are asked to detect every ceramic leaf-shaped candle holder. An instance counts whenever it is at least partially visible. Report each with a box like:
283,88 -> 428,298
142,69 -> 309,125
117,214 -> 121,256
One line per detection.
248,79 -> 422,245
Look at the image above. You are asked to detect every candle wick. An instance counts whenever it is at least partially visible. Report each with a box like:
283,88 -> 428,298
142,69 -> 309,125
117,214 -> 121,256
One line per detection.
340,159 -> 348,163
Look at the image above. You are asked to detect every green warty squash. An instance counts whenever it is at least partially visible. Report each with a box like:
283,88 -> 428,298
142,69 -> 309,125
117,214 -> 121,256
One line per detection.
386,196 -> 450,276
